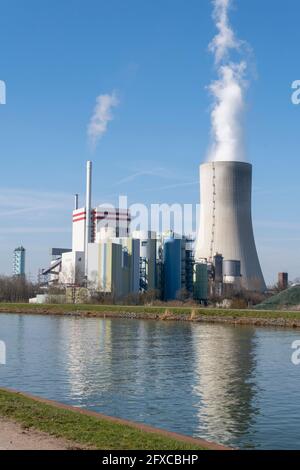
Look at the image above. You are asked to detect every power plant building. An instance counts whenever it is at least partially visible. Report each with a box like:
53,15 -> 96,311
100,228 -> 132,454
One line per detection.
223,260 -> 241,285
60,251 -> 85,285
72,206 -> 131,252
194,263 -> 208,302
56,158 -> 265,303
196,161 -> 266,292
87,238 -> 139,298
132,231 -> 157,292
163,235 -> 182,301
60,161 -> 139,299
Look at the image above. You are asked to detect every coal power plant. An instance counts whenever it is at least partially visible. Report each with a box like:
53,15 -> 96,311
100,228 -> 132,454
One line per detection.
196,161 -> 266,293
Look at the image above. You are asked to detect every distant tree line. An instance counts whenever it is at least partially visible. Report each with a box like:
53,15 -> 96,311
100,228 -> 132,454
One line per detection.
0,276 -> 36,302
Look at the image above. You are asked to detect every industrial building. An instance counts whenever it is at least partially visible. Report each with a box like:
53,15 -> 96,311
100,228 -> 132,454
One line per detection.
13,246 -> 26,277
57,162 -> 140,299
162,234 -> 182,301
51,161 -> 202,303
194,263 -> 208,303
157,232 -> 195,301
278,272 -> 289,291
87,237 -> 140,298
40,248 -> 71,285
40,157 -> 267,304
196,161 -> 266,293
132,231 -> 157,292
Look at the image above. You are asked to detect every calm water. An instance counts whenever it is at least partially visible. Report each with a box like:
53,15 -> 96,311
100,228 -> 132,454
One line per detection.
0,313 -> 300,449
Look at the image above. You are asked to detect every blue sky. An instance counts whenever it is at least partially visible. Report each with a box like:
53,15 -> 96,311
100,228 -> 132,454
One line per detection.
0,0 -> 300,285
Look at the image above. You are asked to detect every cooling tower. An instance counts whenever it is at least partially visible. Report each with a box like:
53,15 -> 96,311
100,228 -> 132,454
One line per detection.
195,161 -> 266,292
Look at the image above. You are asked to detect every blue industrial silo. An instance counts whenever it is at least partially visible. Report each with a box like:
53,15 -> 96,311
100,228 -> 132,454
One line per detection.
163,236 -> 182,301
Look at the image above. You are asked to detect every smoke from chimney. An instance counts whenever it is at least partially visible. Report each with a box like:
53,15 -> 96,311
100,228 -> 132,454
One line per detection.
87,91 -> 119,150
208,0 -> 248,163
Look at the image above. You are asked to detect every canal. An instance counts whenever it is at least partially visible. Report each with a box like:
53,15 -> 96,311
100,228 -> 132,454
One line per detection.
0,313 -> 299,449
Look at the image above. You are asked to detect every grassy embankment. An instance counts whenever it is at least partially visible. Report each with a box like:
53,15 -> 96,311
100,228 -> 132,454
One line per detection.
0,389 -> 215,450
1,302 -> 300,320
255,285 -> 300,311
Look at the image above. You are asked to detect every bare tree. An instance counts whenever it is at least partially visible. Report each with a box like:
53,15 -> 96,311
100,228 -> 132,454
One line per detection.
0,276 -> 36,302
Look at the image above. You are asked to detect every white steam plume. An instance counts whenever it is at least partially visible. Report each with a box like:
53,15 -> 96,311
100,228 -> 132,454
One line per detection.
208,0 -> 247,162
87,91 -> 119,150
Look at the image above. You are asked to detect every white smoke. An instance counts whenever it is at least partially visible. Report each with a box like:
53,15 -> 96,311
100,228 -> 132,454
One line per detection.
87,91 -> 119,150
208,0 -> 247,162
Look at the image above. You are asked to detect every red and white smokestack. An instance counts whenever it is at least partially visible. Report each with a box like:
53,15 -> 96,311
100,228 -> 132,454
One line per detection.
85,160 -> 92,277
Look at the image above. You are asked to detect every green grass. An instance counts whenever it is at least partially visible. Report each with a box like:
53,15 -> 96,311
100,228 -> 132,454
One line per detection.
0,389 -> 206,450
1,302 -> 300,320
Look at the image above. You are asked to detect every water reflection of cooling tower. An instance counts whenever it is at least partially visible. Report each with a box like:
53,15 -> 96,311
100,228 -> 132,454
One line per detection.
192,324 -> 258,448
195,161 -> 266,292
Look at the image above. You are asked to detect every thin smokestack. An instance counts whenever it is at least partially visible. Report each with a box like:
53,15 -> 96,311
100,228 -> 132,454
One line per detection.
85,161 -> 92,277
74,194 -> 79,211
